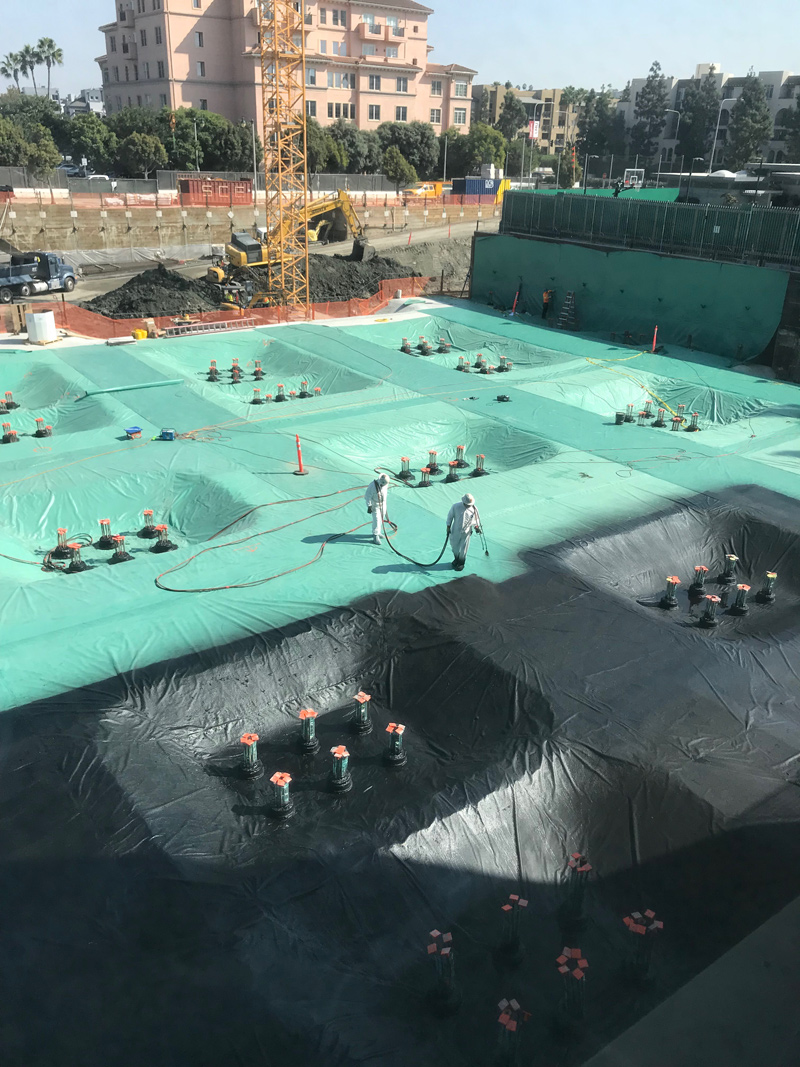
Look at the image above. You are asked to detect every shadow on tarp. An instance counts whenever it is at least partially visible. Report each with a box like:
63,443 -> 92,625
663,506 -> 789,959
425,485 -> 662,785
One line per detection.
3,484 -> 800,1065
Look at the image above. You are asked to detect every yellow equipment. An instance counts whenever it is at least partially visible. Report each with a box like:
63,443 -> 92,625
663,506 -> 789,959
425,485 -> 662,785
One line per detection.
206,190 -> 364,288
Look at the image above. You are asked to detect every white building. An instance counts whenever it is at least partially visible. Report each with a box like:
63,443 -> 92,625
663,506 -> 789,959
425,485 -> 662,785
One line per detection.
616,63 -> 800,167
63,88 -> 105,117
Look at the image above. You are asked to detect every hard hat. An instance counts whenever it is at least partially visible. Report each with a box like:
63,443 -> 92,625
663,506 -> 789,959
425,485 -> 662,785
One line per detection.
379,473 -> 391,485
462,493 -> 475,505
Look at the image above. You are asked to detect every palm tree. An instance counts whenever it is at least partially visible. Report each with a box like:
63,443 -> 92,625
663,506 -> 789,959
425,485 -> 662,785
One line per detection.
18,43 -> 41,96
36,38 -> 63,99
0,52 -> 22,92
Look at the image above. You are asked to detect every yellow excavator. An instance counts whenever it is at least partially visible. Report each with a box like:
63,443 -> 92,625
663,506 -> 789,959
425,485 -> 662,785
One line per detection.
207,189 -> 369,306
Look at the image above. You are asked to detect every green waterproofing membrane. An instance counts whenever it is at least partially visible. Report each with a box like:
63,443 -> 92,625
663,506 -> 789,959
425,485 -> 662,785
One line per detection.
1,303 -> 800,712
471,232 -> 789,360
525,187 -> 680,201
501,190 -> 800,269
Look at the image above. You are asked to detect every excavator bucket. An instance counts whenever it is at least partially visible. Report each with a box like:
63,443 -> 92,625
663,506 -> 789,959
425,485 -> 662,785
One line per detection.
351,237 -> 374,262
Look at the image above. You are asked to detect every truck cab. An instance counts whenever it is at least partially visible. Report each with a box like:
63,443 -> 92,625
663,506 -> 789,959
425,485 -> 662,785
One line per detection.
0,252 -> 78,302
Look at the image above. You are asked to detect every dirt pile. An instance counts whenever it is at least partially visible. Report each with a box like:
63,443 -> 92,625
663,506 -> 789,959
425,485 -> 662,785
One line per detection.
81,253 -> 421,319
82,264 -> 221,318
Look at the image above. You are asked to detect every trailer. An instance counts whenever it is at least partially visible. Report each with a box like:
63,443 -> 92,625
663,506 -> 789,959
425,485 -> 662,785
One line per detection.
0,252 -> 79,303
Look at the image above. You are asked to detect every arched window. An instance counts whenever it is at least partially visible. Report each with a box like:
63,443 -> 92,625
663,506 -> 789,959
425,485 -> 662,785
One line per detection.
774,109 -> 789,138
768,150 -> 775,163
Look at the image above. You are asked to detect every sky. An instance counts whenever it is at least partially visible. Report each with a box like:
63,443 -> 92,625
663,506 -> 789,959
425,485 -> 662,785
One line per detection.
2,0 -> 798,98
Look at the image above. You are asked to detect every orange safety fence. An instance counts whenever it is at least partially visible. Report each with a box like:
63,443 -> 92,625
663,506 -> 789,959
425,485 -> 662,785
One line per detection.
29,276 -> 431,341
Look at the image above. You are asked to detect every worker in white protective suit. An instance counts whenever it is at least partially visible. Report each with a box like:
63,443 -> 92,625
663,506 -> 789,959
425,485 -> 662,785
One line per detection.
364,473 -> 391,544
446,493 -> 481,571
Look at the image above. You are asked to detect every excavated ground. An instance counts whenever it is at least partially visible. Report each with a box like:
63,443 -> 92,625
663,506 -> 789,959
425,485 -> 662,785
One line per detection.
80,253 -> 421,319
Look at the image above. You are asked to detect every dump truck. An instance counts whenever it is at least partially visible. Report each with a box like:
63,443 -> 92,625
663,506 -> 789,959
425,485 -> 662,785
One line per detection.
0,252 -> 79,303
206,189 -> 367,290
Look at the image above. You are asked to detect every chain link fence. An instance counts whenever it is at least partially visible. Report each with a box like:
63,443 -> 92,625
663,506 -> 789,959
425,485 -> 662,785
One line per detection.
501,191 -> 800,271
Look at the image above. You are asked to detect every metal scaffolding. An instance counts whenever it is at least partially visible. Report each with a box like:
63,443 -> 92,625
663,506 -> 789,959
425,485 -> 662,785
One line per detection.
258,0 -> 311,310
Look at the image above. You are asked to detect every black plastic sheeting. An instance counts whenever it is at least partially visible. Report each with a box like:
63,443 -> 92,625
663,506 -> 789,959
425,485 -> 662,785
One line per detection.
3,486 -> 800,1066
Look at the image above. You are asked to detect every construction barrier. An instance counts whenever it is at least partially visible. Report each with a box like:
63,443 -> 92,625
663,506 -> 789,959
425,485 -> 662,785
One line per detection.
14,276 -> 430,341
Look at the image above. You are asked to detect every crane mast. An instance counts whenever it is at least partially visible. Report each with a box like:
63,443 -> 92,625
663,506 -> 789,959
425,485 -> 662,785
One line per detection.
258,0 -> 311,310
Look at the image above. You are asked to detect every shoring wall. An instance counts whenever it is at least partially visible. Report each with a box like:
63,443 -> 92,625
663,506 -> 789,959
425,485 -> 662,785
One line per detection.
470,232 -> 790,361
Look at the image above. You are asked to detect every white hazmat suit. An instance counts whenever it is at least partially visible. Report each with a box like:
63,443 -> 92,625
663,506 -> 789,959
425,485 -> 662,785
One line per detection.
446,493 -> 481,571
364,474 -> 391,544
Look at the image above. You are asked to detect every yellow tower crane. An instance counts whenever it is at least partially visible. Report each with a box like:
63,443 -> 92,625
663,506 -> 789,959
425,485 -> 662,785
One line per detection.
257,0 -> 311,311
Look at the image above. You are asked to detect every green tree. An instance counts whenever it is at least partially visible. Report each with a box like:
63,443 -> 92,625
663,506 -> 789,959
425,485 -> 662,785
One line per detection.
105,106 -> 162,140
17,44 -> 41,97
0,90 -> 71,150
0,113 -> 29,165
0,54 -> 22,92
306,117 -> 330,172
560,86 -> 588,145
25,123 -> 61,176
438,126 -> 464,178
676,67 -> 719,162
376,120 -> 438,177
726,73 -> 773,169
629,61 -> 669,161
558,154 -> 582,188
784,99 -> 800,162
462,121 -> 506,170
36,38 -> 63,99
494,89 -> 527,140
477,87 -> 490,123
383,144 -> 417,190
325,134 -> 349,172
328,118 -> 381,173
577,87 -> 624,159
69,113 -> 118,172
116,131 -> 168,177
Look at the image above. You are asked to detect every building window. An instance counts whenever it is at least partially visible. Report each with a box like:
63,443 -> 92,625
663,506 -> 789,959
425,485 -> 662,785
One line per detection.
327,101 -> 333,117
110,35 -> 117,52
387,15 -> 398,27
395,106 -> 407,121
331,8 -> 346,25
136,94 -> 142,106
396,76 -> 408,93
387,46 -> 398,58
307,67 -> 316,85
195,31 -> 204,47
103,68 -> 110,83
197,61 -> 205,77
127,95 -> 132,106
157,59 -> 165,78
125,66 -> 130,80
332,41 -> 346,55
193,0 -> 201,7
454,81 -> 467,97
153,0 -> 161,8
363,12 -> 375,24
113,66 -> 120,81
369,104 -> 381,120
134,64 -> 139,81
143,61 -> 150,78
454,107 -> 466,124
116,95 -> 123,109
765,84 -> 774,99
159,92 -> 167,105
199,98 -> 208,110
306,99 -> 316,117
319,7 -> 327,22
155,26 -> 162,44
327,72 -> 354,88
140,28 -> 147,46
369,74 -> 381,90
119,6 -> 125,19
431,79 -> 441,96
137,0 -> 145,12
430,108 -> 441,123
319,40 -> 326,53
362,44 -> 376,55
145,93 -> 151,105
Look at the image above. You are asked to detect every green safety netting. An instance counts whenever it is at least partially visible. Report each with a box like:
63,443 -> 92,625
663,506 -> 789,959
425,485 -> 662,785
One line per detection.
2,300 -> 799,712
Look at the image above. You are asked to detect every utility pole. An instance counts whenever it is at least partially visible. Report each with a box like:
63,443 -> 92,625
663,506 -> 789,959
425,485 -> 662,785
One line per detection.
442,132 -> 448,183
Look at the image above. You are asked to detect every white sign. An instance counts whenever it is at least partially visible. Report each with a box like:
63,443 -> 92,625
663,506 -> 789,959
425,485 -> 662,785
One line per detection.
528,120 -> 540,141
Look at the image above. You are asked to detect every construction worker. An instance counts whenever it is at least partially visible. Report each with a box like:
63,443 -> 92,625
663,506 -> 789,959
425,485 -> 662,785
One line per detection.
542,288 -> 554,320
446,493 -> 481,571
365,473 -> 391,545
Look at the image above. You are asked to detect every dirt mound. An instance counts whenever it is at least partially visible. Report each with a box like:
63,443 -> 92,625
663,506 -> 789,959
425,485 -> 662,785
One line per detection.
81,253 -> 421,319
82,264 -> 221,318
306,252 -> 419,303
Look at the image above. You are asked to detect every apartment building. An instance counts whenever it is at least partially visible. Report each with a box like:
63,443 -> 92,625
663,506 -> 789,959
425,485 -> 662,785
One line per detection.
96,0 -> 475,135
616,63 -> 800,166
471,83 -> 589,154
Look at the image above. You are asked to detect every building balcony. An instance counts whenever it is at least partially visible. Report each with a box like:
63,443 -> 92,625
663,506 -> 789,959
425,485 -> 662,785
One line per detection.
121,41 -> 137,59
357,21 -> 385,40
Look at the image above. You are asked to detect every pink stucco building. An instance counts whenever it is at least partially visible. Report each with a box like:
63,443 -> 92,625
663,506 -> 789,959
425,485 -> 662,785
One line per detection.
96,0 -> 475,136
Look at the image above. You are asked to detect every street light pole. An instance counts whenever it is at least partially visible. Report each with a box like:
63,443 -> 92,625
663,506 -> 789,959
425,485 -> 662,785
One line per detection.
685,156 -> 704,201
583,153 -> 598,194
709,98 -> 737,174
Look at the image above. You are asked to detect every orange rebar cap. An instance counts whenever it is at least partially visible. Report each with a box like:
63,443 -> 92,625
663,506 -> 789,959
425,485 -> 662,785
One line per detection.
270,772 -> 292,787
385,722 -> 405,735
299,708 -> 318,720
354,691 -> 371,704
240,732 -> 259,746
331,745 -> 349,758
